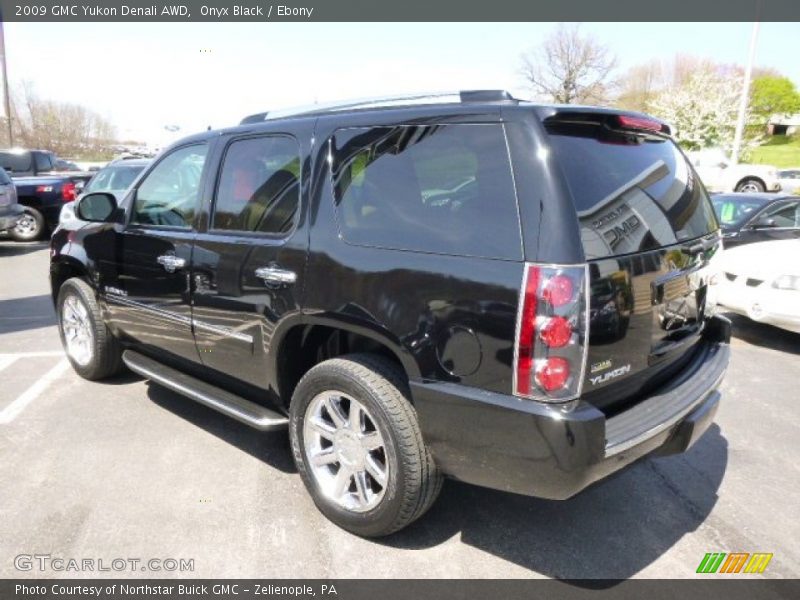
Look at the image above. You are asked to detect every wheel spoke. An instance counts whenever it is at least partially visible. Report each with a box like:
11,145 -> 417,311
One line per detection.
348,402 -> 363,433
332,465 -> 353,498
360,432 -> 382,451
364,455 -> 387,487
310,448 -> 338,467
353,470 -> 370,505
325,396 -> 347,428
308,417 -> 336,441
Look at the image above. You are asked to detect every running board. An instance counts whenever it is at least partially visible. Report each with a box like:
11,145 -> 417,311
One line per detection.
122,350 -> 288,431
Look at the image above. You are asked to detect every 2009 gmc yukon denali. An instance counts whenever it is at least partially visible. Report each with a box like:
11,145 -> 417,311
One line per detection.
49,91 -> 730,537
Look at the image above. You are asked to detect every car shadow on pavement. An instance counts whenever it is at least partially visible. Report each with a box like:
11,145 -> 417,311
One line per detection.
725,312 -> 800,355
144,382 -> 297,475
384,425 -> 728,582
0,294 -> 57,334
0,241 -> 49,257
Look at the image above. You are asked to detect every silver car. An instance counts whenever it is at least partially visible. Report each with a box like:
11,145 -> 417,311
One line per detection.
0,167 -> 23,233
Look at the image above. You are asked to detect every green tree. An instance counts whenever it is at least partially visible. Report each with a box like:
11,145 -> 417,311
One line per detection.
748,75 -> 800,134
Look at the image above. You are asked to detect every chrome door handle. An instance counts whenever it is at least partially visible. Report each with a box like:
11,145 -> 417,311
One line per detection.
255,266 -> 297,286
157,254 -> 186,273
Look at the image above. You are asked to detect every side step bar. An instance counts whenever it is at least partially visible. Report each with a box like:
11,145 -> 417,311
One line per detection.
122,350 -> 288,431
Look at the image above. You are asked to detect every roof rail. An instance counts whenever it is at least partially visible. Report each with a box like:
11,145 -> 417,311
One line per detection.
238,90 -> 516,125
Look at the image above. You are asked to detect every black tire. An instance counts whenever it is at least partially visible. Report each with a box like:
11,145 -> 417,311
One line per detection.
56,277 -> 124,380
8,207 -> 46,241
735,178 -> 766,193
289,354 -> 443,537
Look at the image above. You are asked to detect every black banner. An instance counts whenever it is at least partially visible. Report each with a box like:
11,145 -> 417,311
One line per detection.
0,0 -> 799,22
2,580 -> 800,600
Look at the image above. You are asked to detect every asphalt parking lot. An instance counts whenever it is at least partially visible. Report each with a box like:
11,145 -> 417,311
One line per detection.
0,239 -> 798,580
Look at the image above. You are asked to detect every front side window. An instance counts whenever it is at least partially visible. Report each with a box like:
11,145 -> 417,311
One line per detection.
132,145 -> 208,227
761,201 -> 800,228
331,124 -> 521,259
212,136 -> 300,235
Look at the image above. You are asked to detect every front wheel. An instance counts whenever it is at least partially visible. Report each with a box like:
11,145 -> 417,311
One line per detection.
289,354 -> 442,537
57,278 -> 124,380
735,178 -> 765,193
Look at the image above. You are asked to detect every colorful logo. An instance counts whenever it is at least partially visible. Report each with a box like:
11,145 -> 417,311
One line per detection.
696,552 -> 773,574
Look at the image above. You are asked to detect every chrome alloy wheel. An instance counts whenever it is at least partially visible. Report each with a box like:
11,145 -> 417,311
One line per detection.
738,182 -> 762,193
303,391 -> 389,513
14,213 -> 37,236
61,295 -> 94,366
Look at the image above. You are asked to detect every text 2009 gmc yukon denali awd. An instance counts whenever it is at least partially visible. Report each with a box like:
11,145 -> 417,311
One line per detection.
50,91 -> 730,537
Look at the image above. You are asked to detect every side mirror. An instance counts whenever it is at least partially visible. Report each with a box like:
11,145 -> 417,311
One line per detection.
76,192 -> 117,222
752,216 -> 777,229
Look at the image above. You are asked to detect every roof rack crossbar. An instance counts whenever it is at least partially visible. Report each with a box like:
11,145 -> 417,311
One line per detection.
238,90 -> 516,125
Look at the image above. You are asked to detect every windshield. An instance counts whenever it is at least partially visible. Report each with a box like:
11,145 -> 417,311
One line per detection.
0,152 -> 32,174
711,196 -> 770,228
545,118 -> 718,259
85,164 -> 146,194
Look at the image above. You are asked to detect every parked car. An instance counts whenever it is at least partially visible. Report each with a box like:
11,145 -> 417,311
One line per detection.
0,167 -> 24,234
777,168 -> 800,194
688,149 -> 781,193
58,158 -> 150,227
712,193 -> 800,248
710,239 -> 800,333
11,172 -> 93,240
0,148 -> 60,177
53,159 -> 81,172
50,91 -> 730,537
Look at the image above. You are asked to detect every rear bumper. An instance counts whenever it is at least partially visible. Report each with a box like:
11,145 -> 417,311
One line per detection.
412,316 -> 731,500
0,204 -> 25,231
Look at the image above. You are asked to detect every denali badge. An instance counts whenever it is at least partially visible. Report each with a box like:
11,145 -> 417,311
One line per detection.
589,364 -> 631,385
590,359 -> 612,373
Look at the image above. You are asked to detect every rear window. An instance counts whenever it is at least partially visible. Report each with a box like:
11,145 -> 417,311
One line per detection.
0,152 -> 32,174
331,124 -> 521,260
545,119 -> 718,259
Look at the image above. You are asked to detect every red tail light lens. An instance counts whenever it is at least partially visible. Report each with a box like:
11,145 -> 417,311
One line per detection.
616,115 -> 665,133
61,182 -> 77,202
514,264 -> 589,402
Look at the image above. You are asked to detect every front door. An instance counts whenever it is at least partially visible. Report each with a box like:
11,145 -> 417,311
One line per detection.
93,143 -> 211,363
190,131 -> 308,390
742,199 -> 800,245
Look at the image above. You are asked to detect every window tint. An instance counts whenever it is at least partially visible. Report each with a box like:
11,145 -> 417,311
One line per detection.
34,152 -> 53,172
763,201 -> 800,228
0,167 -> 11,185
712,196 -> 769,227
132,145 -> 207,227
332,124 -> 521,259
545,118 -> 718,259
85,164 -> 146,194
213,136 -> 300,235
0,151 -> 32,173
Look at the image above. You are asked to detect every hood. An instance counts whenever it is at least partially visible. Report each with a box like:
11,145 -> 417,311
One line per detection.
717,240 -> 800,278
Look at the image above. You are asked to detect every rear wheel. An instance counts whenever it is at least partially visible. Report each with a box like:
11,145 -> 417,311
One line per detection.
9,207 -> 45,241
57,278 -> 124,380
735,178 -> 765,193
289,354 -> 442,537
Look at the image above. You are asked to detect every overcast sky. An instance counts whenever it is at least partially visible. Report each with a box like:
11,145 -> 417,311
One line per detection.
4,22 -> 799,146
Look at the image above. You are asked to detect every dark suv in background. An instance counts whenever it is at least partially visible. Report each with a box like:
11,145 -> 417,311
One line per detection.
50,91 -> 730,536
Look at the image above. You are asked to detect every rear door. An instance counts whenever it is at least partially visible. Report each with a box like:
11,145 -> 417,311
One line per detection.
190,127 -> 310,391
543,113 -> 720,412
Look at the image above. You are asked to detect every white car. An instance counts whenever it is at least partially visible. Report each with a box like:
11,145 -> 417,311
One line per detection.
709,239 -> 800,333
688,149 -> 781,193
777,168 -> 800,195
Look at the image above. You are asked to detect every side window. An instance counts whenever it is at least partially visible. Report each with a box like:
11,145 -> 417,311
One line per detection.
34,153 -> 52,172
331,124 -> 521,259
212,136 -> 300,235
763,201 -> 800,228
132,145 -> 208,227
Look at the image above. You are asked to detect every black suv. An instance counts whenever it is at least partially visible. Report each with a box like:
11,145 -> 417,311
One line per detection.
50,91 -> 730,537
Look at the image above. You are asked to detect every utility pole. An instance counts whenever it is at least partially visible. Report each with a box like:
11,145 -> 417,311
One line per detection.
0,18 -> 13,147
731,21 -> 760,165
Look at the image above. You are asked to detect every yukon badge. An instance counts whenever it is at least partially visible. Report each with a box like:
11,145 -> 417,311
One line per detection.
589,364 -> 631,386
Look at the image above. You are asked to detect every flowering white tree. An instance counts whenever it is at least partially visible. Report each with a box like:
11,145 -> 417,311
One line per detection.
647,67 -> 743,151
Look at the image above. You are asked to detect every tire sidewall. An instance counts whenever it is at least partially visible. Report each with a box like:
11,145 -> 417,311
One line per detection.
289,364 -> 409,537
57,280 -> 100,378
10,208 -> 45,242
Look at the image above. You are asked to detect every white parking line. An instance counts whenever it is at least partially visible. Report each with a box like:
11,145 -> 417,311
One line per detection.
0,355 -> 18,372
0,359 -> 70,425
0,351 -> 64,359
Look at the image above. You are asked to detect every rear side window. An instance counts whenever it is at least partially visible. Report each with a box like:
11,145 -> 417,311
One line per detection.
545,118 -> 718,259
212,136 -> 300,235
0,152 -> 32,173
331,124 -> 521,260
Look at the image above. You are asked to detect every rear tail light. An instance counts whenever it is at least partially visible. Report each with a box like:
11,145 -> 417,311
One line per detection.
61,182 -> 77,202
616,114 -> 668,134
514,264 -> 589,402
